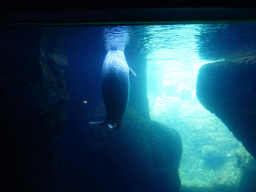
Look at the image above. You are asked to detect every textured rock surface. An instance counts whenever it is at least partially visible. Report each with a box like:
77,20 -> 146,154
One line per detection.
1,26 -> 69,191
202,145 -> 227,170
196,56 -> 256,160
89,103 -> 182,191
235,146 -> 256,192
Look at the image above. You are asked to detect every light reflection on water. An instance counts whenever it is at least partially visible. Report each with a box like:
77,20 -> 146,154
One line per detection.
126,24 -> 228,58
144,24 -> 201,56
103,26 -> 130,51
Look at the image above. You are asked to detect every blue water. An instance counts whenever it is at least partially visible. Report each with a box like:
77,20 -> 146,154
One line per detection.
53,23 -> 256,191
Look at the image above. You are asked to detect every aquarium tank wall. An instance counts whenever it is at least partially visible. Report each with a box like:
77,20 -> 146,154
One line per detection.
1,11 -> 256,192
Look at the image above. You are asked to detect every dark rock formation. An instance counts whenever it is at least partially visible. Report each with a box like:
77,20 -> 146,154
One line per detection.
1,26 -> 68,191
196,56 -> 256,160
89,103 -> 182,191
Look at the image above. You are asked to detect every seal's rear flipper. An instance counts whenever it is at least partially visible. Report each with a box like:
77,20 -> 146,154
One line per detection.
108,123 -> 116,129
108,121 -> 121,130
90,120 -> 106,125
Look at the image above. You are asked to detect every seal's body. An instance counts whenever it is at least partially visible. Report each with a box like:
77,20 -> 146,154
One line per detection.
90,50 -> 135,130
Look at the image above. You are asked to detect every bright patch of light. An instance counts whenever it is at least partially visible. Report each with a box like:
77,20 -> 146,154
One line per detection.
145,24 -> 212,99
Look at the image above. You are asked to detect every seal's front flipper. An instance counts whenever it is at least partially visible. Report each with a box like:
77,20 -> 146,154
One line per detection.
90,120 -> 106,125
129,68 -> 136,77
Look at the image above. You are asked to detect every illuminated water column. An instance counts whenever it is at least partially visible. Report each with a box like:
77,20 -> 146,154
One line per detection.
145,25 -> 209,104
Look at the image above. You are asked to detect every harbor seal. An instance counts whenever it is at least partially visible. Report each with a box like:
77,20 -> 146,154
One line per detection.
90,49 -> 136,130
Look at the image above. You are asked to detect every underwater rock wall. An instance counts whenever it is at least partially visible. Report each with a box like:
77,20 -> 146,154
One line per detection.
89,103 -> 182,191
196,56 -> 256,191
1,26 -> 69,191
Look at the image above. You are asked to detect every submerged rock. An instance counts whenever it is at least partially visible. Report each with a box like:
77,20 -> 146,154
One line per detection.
88,103 -> 182,191
197,56 -> 256,159
197,56 -> 256,191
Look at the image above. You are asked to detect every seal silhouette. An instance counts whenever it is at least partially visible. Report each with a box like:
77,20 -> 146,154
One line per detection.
90,49 -> 136,130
